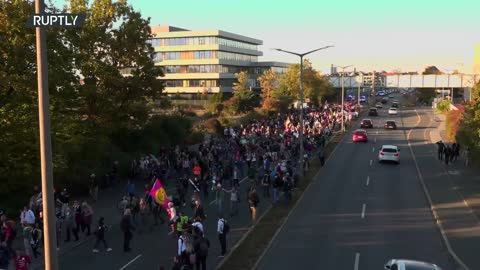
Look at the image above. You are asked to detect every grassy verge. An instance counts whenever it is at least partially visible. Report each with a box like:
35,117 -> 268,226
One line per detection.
217,131 -> 345,270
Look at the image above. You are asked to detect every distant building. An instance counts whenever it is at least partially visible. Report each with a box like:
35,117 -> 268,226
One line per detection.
474,44 -> 480,75
140,25 -> 288,96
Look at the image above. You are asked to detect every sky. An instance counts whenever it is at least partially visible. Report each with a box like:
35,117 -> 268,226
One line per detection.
55,0 -> 480,74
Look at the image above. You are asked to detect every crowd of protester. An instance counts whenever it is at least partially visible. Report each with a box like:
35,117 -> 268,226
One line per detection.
0,101 -> 359,270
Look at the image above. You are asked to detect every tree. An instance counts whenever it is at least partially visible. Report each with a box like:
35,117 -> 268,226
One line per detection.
226,71 -> 259,114
457,82 -> 480,158
422,66 -> 443,75
277,59 -> 334,106
206,92 -> 224,114
257,69 -> 278,110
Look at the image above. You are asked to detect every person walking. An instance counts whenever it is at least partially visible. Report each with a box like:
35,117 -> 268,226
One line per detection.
318,147 -> 325,167
193,200 -> 205,222
177,231 -> 187,265
81,202 -> 93,237
167,202 -> 178,235
229,187 -> 239,216
261,173 -> 270,198
120,209 -> 135,252
248,187 -> 260,225
215,184 -> 225,217
92,217 -> 112,253
30,223 -> 41,259
436,140 -> 445,160
194,233 -> 210,270
89,174 -> 99,202
63,205 -> 76,242
216,216 -> 228,258
444,146 -> 450,165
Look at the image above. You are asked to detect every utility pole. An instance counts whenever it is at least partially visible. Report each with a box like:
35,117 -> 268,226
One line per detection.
357,74 -> 362,106
335,65 -> 353,132
372,70 -> 376,105
35,0 -> 59,269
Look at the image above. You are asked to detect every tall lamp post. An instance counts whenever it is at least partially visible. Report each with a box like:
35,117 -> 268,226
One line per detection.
333,65 -> 353,132
35,0 -> 59,269
272,46 -> 334,175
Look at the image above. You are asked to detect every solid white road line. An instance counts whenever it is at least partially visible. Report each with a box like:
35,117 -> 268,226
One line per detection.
366,176 -> 370,186
361,204 -> 366,218
354,252 -> 360,270
370,160 -> 373,166
119,254 -> 142,270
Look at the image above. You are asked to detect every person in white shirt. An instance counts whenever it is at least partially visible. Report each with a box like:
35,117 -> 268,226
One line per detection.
217,217 -> 227,257
177,231 -> 187,263
20,206 -> 35,226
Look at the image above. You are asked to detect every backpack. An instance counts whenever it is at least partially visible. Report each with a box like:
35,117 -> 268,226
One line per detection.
222,219 -> 230,234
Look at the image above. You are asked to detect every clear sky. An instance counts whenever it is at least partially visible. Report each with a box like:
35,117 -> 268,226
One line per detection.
55,0 -> 480,74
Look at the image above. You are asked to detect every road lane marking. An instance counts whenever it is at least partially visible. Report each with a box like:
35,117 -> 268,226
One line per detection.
374,137 -> 376,143
372,147 -> 375,152
119,254 -> 142,270
366,176 -> 370,186
361,204 -> 366,218
370,160 -> 373,166
354,252 -> 360,270
376,131 -> 379,134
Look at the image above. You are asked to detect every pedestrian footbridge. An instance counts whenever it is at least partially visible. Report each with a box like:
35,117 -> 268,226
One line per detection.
327,74 -> 479,88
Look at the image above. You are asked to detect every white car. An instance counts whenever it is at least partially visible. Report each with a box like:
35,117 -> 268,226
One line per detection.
385,259 -> 441,270
388,107 -> 398,115
378,145 -> 400,164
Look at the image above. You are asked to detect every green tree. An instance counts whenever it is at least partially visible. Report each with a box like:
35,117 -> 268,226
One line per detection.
278,59 -> 334,106
206,92 -> 224,114
457,82 -> 480,161
257,69 -> 278,110
227,71 -> 259,114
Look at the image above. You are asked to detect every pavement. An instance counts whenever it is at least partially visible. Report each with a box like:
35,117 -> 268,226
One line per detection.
255,96 -> 459,270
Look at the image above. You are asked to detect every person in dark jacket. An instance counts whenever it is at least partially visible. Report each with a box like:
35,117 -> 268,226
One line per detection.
92,217 -> 112,253
121,209 -> 135,252
194,233 -> 210,270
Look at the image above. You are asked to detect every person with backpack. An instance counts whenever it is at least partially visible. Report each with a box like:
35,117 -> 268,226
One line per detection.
194,234 -> 210,270
216,216 -> 229,258
92,217 -> 112,253
30,223 -> 41,259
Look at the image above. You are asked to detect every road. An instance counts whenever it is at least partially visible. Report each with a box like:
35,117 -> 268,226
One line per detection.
32,175 -> 271,270
256,96 -> 456,270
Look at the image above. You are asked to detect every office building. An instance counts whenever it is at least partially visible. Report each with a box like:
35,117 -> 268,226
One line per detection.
144,25 -> 288,96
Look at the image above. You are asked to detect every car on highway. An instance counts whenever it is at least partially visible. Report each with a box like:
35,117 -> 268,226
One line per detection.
375,103 -> 383,108
391,102 -> 399,108
388,107 -> 398,115
378,91 -> 385,96
388,94 -> 394,98
384,259 -> 441,270
360,118 -> 374,128
368,108 -> 378,116
384,120 -> 397,129
359,95 -> 366,103
381,97 -> 388,104
352,129 -> 368,142
378,145 -> 400,164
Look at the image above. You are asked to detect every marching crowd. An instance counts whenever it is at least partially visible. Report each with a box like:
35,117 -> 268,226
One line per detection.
0,101 -> 359,270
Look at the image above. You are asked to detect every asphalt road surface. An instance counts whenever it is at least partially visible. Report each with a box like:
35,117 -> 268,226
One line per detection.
256,96 -> 456,270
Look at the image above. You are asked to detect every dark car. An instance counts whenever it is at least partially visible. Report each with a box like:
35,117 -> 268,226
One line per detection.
381,97 -> 388,104
384,120 -> 397,130
391,102 -> 399,108
360,119 -> 374,128
368,108 -> 378,116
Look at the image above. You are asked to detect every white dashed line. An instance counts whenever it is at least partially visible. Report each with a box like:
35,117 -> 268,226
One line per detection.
366,176 -> 370,186
361,204 -> 366,218
119,254 -> 142,270
370,160 -> 373,166
354,253 -> 360,270
374,137 -> 377,143
372,147 -> 375,152
376,131 -> 379,135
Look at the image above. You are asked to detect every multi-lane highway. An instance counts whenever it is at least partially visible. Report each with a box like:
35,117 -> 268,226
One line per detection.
256,95 -> 456,270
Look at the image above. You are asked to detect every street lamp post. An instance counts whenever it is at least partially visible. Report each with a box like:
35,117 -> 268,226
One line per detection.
334,65 -> 353,132
35,1 -> 59,269
272,46 -> 334,175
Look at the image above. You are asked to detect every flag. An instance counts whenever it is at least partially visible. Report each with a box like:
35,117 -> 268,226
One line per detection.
149,179 -> 170,210
284,117 -> 291,129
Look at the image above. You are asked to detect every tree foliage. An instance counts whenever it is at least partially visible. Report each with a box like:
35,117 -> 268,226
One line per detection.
257,69 -> 278,109
277,59 -> 334,106
0,0 -> 172,214
226,71 -> 260,114
457,82 -> 480,158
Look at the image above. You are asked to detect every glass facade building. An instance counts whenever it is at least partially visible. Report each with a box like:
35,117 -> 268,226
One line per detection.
147,25 -> 289,95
